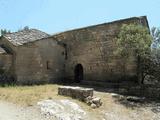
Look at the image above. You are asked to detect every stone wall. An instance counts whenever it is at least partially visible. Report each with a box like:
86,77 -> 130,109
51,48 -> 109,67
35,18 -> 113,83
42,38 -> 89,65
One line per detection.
53,16 -> 149,83
0,54 -> 12,73
0,16 -> 150,85
58,86 -> 94,101
0,37 -> 17,77
14,37 -> 65,84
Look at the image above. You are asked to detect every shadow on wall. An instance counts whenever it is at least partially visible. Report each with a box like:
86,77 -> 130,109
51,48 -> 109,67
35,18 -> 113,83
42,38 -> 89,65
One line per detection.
0,69 -> 16,86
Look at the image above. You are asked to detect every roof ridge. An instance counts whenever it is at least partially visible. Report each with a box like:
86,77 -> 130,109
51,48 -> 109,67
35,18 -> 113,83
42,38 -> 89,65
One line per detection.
4,28 -> 46,35
51,16 -> 147,36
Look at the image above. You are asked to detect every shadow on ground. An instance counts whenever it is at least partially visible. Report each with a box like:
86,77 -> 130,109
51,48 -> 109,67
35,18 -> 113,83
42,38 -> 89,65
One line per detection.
58,82 -> 160,114
112,94 -> 160,113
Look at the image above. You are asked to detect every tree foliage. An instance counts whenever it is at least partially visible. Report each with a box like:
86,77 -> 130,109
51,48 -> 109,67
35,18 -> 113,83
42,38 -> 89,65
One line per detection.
0,29 -> 11,36
149,27 -> 160,83
116,24 -> 152,58
18,26 -> 30,32
115,24 -> 152,84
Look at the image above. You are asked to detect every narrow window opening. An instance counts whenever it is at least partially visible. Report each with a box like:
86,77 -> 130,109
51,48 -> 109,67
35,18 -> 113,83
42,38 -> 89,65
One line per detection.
63,43 -> 68,60
62,51 -> 65,55
46,61 -> 50,70
65,51 -> 68,60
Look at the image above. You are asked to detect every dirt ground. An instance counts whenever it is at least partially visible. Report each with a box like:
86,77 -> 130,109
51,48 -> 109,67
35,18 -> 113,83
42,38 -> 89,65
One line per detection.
0,84 -> 160,120
0,101 -> 51,120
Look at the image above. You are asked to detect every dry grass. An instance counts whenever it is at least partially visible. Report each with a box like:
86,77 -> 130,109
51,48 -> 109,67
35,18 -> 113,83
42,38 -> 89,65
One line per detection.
0,84 -> 64,106
0,84 -> 98,117
0,84 -> 93,110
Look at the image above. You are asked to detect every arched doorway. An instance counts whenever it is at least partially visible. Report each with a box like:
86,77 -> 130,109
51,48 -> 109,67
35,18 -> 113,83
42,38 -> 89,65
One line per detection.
74,64 -> 83,83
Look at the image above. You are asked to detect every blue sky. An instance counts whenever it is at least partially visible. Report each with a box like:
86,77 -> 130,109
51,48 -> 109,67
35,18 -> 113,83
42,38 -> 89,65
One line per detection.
0,0 -> 159,34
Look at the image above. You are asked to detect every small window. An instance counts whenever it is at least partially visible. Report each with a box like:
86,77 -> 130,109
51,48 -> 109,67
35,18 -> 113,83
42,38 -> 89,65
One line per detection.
89,66 -> 92,70
62,51 -> 67,60
46,61 -> 50,70
63,44 -> 67,60
65,51 -> 68,60
62,51 -> 65,55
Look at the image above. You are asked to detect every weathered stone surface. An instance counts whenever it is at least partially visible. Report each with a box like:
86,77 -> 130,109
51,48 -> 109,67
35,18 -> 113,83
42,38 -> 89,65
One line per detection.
92,97 -> 102,107
0,16 -> 149,85
85,96 -> 102,108
85,96 -> 93,105
58,86 -> 103,108
53,16 -> 149,84
0,36 -> 65,84
37,99 -> 86,120
0,54 -> 12,72
58,86 -> 94,101
91,103 -> 97,109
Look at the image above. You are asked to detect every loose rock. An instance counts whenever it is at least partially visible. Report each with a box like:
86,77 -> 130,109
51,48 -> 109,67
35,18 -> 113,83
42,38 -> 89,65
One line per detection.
85,96 -> 102,108
91,103 -> 97,109
58,86 -> 102,109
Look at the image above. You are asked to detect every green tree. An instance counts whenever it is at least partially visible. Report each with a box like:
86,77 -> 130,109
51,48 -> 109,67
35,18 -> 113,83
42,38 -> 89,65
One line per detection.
115,24 -> 152,84
0,29 -> 11,36
23,26 -> 29,30
18,26 -> 30,32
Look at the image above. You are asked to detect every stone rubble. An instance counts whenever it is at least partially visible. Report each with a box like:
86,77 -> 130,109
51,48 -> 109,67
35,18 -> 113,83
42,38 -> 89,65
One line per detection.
90,103 -> 97,109
85,96 -> 102,108
58,86 -> 102,109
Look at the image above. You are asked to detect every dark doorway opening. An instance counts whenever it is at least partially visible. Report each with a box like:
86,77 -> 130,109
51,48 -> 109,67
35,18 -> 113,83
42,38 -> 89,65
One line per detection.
74,64 -> 83,83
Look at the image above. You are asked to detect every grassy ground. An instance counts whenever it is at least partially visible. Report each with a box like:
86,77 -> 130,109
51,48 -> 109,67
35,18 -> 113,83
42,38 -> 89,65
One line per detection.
0,84 -> 99,118
0,84 -> 159,120
0,84 -> 93,110
0,84 -> 62,106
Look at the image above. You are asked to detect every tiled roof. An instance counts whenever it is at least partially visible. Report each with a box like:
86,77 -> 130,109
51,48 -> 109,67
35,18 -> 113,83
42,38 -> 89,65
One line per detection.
3,29 -> 50,46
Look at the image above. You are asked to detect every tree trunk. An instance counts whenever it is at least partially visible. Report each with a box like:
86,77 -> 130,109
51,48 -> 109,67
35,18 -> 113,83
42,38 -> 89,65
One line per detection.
137,55 -> 143,84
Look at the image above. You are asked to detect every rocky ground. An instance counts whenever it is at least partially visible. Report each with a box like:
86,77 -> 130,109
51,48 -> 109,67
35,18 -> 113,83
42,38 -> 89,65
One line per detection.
0,86 -> 160,120
101,93 -> 160,120
0,101 -> 50,120
37,99 -> 87,120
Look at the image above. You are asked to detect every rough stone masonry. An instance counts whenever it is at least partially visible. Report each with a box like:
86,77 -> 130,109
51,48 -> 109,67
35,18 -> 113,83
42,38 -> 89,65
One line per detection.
58,86 -> 94,100
58,86 -> 102,108
0,16 -> 149,85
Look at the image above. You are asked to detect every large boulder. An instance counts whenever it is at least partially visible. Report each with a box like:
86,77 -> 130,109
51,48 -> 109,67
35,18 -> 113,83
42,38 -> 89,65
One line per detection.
37,99 -> 86,120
